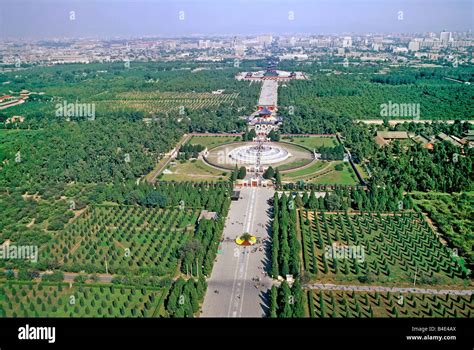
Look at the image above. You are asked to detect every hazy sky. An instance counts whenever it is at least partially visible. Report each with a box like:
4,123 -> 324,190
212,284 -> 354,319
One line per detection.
0,0 -> 472,39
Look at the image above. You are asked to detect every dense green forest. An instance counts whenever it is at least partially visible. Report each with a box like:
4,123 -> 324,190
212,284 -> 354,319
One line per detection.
0,61 -> 260,123
179,218 -> 226,277
276,185 -> 412,215
269,280 -> 306,318
317,145 -> 345,160
1,182 -> 231,283
0,181 -> 231,242
0,119 -> 183,195
412,192 -> 473,268
0,61 -> 260,97
116,182 -> 231,212
164,276 -> 207,317
0,193 -> 71,247
279,101 -> 473,193
388,120 -> 472,137
370,141 -> 473,192
279,107 -> 376,162
279,66 -> 474,120
271,193 -> 301,278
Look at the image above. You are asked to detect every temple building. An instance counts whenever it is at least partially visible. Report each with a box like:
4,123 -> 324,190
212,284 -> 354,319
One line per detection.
247,107 -> 282,136
236,69 -> 307,81
236,62 -> 306,137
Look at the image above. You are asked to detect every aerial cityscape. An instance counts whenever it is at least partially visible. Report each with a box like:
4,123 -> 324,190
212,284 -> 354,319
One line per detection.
0,0 -> 472,345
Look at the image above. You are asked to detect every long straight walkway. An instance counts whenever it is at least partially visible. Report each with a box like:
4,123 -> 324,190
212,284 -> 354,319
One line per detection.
305,283 -> 474,296
258,80 -> 278,107
201,187 -> 274,317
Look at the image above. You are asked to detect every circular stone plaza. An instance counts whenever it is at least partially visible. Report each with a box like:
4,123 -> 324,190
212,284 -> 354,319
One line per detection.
229,143 -> 290,165
204,141 -> 313,170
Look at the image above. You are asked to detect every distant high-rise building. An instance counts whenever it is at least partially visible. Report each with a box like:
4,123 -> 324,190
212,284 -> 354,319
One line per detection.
342,36 -> 352,48
372,43 -> 382,51
408,41 -> 421,51
420,39 -> 441,49
199,40 -> 210,49
234,45 -> 246,57
257,35 -> 273,47
440,31 -> 452,44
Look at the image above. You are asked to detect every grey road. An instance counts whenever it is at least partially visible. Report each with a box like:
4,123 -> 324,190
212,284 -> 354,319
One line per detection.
201,187 -> 275,317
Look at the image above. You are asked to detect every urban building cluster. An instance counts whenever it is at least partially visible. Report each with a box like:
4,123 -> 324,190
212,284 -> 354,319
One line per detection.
1,31 -> 472,69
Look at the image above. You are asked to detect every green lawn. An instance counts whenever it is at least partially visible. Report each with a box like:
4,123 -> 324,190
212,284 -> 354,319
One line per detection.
282,161 -> 358,185
355,164 -> 368,180
311,162 -> 358,185
188,135 -> 240,149
276,158 -> 314,171
160,159 -> 229,182
282,161 -> 327,180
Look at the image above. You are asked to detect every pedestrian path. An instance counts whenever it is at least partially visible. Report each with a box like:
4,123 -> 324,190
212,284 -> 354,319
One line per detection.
304,283 -> 474,295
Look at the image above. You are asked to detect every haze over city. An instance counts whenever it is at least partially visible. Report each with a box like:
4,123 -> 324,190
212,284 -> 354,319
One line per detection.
0,0 -> 472,39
